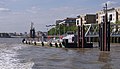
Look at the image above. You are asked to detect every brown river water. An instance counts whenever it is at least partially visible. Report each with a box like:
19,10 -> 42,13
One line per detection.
0,38 -> 120,69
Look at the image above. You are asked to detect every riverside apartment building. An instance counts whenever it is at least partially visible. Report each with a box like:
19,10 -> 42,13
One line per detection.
96,7 -> 120,24
76,14 -> 96,26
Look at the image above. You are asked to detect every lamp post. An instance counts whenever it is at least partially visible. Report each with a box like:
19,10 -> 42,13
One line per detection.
63,21 -> 66,35
59,24 -> 60,38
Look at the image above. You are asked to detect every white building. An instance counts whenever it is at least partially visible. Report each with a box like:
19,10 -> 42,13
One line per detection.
76,14 -> 96,26
96,7 -> 120,24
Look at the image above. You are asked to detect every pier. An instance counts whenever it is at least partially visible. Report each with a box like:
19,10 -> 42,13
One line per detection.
23,20 -> 120,51
23,4 -> 120,52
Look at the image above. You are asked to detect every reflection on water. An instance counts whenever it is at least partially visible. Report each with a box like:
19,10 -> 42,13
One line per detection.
98,52 -> 112,69
98,52 -> 110,63
0,38 -> 120,69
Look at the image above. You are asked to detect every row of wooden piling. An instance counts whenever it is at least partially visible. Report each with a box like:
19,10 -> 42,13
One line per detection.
23,40 -> 64,48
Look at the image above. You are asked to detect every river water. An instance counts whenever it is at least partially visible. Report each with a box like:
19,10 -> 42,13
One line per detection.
0,38 -> 120,69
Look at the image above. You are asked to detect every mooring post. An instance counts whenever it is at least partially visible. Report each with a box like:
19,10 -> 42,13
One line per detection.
104,3 -> 108,51
78,25 -> 80,48
82,25 -> 85,48
77,17 -> 86,48
99,3 -> 110,51
80,18 -> 85,48
99,23 -> 104,51
99,24 -> 102,50
107,21 -> 110,51
102,22 -> 105,51
104,3 -> 110,51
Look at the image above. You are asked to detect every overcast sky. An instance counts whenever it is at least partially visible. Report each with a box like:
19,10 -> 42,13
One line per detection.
0,0 -> 120,33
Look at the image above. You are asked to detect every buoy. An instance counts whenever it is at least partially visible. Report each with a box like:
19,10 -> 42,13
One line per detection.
55,43 -> 58,48
49,43 -> 52,47
41,42 -> 44,46
34,42 -> 36,45
59,43 -> 62,48
26,41 -> 28,44
29,41 -> 31,45
22,38 -> 25,43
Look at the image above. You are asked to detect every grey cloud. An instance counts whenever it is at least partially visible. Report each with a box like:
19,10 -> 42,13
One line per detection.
0,6 -> 98,32
0,7 -> 10,12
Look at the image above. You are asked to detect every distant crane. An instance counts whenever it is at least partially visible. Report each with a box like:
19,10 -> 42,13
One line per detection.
30,22 -> 35,38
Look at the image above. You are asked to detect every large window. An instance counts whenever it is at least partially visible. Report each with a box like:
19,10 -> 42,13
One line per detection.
109,14 -> 112,21
77,20 -> 79,25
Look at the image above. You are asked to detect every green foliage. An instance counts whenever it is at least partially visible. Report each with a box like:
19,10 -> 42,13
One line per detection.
48,27 -> 56,35
116,21 -> 120,24
48,25 -> 77,35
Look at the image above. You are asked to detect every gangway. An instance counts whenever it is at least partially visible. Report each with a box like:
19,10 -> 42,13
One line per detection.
84,23 -> 120,37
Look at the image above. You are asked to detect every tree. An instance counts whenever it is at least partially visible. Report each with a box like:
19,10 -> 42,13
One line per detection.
48,25 -> 77,35
116,21 -> 120,24
48,27 -> 56,35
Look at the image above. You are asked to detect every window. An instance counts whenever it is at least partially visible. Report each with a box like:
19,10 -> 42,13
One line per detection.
77,20 -> 79,25
96,14 -> 98,19
109,14 -> 112,21
84,16 -> 86,20
69,20 -> 72,22
96,21 -> 98,23
102,16 -> 105,22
